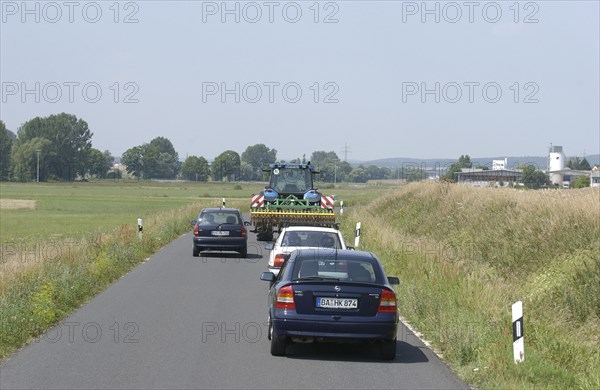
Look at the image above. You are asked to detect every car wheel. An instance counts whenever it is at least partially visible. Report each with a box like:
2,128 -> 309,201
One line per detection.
270,335 -> 287,356
267,315 -> 272,341
239,246 -> 247,258
381,339 -> 397,360
192,246 -> 200,257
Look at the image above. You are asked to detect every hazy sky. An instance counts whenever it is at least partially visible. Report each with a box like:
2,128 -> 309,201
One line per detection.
1,1 -> 599,161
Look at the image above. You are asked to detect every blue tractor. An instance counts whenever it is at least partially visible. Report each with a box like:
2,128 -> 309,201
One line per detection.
250,162 -> 335,241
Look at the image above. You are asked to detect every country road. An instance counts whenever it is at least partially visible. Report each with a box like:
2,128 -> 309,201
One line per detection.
1,230 -> 468,389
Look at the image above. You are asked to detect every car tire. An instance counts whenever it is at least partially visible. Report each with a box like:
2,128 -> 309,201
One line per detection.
267,316 -> 272,341
239,246 -> 247,258
270,336 -> 287,356
381,339 -> 397,360
192,247 -> 200,257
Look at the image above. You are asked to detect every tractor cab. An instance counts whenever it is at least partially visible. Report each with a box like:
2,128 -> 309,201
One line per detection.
262,163 -> 321,203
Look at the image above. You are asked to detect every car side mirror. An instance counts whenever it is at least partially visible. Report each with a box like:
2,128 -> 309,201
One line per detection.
387,276 -> 399,285
260,272 -> 275,282
264,243 -> 274,250
191,220 -> 197,227
244,221 -> 251,226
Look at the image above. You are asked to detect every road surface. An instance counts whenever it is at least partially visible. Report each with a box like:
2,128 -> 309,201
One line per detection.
1,230 -> 468,389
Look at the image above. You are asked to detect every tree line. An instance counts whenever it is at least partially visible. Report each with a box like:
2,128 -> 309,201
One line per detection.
1,113 -> 419,183
1,114 -> 112,181
3,113 -> 587,186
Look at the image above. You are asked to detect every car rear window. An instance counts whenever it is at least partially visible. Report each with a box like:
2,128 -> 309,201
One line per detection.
282,231 -> 342,249
199,211 -> 240,225
292,256 -> 381,283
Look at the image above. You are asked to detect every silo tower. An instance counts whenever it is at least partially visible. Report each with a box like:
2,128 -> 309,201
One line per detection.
548,145 -> 565,185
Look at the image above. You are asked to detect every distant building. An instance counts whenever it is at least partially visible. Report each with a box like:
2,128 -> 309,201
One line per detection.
547,145 -> 597,188
591,169 -> 600,188
456,168 -> 522,187
492,158 -> 508,171
548,145 -> 566,185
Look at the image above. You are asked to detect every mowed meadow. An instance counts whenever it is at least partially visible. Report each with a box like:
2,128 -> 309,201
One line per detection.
1,179 -> 598,389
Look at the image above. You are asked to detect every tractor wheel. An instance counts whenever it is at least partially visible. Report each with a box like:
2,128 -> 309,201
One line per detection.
256,228 -> 273,241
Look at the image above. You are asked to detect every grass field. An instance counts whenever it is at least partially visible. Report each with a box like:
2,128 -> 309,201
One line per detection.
4,179 -> 595,389
0,180 -> 386,242
0,181 -> 254,241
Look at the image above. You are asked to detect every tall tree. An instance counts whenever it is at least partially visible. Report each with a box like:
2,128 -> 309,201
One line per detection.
181,155 -> 210,181
212,150 -> 241,181
241,144 -> 277,180
86,148 -> 113,178
310,151 -> 344,182
349,166 -> 369,183
12,113 -> 93,180
443,154 -> 473,182
310,151 -> 339,165
121,146 -> 144,178
0,121 -> 12,181
567,157 -> 592,170
520,164 -> 549,189
11,137 -> 53,181
121,137 -> 180,179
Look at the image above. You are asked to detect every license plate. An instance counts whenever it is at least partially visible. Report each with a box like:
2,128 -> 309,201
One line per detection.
316,297 -> 358,309
211,231 -> 229,236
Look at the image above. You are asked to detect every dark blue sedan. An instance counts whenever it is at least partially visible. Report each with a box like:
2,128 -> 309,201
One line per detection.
192,208 -> 249,257
260,249 -> 399,359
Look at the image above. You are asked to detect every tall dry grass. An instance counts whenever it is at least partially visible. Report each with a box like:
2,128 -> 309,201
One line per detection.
341,182 -> 599,389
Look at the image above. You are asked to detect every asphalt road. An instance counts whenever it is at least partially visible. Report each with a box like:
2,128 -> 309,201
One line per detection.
0,230 -> 468,389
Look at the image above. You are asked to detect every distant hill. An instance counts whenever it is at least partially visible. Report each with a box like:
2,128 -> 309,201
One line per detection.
357,155 -> 600,171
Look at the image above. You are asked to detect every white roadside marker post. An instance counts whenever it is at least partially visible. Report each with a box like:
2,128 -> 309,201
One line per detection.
340,200 -> 344,215
222,198 -> 226,208
354,222 -> 361,248
512,301 -> 524,363
137,216 -> 143,240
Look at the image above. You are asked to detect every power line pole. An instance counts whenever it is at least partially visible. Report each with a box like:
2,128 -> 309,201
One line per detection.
341,143 -> 350,162
36,150 -> 41,182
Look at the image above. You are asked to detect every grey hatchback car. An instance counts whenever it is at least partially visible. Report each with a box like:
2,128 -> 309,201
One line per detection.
192,208 -> 248,257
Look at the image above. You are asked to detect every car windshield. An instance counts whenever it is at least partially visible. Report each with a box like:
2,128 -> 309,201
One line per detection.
199,211 -> 240,226
270,167 -> 312,193
292,257 -> 380,283
282,231 -> 342,249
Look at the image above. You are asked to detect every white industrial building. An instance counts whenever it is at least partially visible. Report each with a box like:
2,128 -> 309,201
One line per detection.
547,145 -> 597,188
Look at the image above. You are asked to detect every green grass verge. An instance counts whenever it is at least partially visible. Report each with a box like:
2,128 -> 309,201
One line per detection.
0,203 -> 199,359
0,180 -> 253,360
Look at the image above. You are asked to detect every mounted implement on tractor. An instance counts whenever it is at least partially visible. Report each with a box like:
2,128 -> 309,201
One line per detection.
251,162 -> 335,241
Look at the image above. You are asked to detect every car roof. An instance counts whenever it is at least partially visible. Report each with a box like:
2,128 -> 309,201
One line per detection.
280,226 -> 340,234
292,249 -> 376,261
200,208 -> 241,213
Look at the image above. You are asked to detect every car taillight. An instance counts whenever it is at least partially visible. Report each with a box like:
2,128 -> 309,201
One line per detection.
378,289 -> 397,313
194,224 -> 199,237
241,225 -> 246,238
275,285 -> 296,310
273,254 -> 285,268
